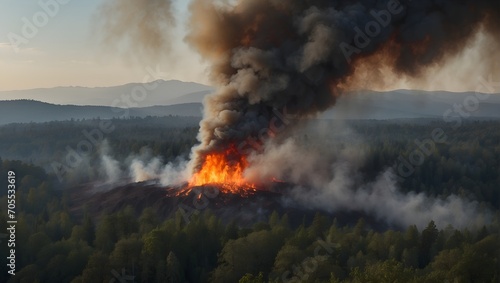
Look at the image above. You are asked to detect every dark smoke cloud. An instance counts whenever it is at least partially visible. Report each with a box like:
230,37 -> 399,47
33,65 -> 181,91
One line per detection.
94,0 -> 498,228
97,0 -> 176,60
186,0 -> 500,169
96,0 -> 500,170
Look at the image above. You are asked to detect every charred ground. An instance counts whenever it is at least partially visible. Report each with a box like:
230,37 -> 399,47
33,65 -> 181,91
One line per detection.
69,181 -> 386,230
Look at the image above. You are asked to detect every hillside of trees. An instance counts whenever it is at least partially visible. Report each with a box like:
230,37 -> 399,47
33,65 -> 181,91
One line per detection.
0,159 -> 499,282
0,100 -> 203,125
0,117 -> 499,282
1,117 -> 499,208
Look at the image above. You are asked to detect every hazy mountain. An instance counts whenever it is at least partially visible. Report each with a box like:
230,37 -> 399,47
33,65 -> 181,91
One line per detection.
163,90 -> 210,105
0,100 -> 203,125
1,88 -> 499,125
120,87 -> 500,120
320,90 -> 500,120
0,80 -> 213,107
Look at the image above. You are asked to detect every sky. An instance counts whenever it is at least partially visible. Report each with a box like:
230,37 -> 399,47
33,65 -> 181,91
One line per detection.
0,1 -> 498,93
0,0 -> 208,91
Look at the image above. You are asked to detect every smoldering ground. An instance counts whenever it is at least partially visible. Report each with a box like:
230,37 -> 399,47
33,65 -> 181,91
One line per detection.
97,141 -> 189,189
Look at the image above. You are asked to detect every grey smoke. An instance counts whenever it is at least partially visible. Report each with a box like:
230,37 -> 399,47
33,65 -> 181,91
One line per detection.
289,167 -> 488,230
96,0 -> 500,170
98,144 -> 189,185
95,0 -> 498,228
97,0 -> 176,61
185,0 -> 500,170
101,155 -> 122,183
98,140 -> 123,184
245,126 -> 490,229
129,158 -> 162,183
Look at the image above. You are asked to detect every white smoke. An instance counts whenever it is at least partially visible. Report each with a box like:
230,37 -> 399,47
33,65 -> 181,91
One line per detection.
98,140 -> 124,184
245,124 -> 490,230
159,161 -> 190,186
98,143 -> 189,186
101,155 -> 122,183
128,156 -> 189,185
129,158 -> 162,182
288,166 -> 489,230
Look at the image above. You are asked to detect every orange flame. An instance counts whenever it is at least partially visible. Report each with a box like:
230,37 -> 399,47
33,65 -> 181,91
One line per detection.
185,145 -> 257,195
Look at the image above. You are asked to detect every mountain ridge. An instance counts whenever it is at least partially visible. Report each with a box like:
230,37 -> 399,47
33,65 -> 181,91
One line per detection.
0,80 -> 214,107
1,83 -> 500,125
0,100 -> 203,125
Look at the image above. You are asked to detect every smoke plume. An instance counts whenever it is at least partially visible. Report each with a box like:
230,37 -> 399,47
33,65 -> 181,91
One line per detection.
291,167 -> 488,230
97,0 -> 176,61
96,0 -> 499,227
97,0 -> 500,168
185,0 -> 500,169
97,144 -> 189,186
244,130 -> 490,229
101,155 -> 121,183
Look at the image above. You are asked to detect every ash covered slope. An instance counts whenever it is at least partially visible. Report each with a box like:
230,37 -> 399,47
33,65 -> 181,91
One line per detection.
69,182 -> 383,229
70,182 -> 292,227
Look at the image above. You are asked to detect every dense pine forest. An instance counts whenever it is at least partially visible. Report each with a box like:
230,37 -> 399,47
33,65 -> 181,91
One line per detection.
0,117 -> 499,282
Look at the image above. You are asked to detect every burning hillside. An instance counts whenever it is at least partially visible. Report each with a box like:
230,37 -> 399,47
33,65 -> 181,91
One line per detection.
99,0 -> 500,189
94,0 -> 499,229
70,180 -> 388,230
182,145 -> 257,195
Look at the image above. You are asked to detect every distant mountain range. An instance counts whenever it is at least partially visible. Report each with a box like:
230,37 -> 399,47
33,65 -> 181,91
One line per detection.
0,81 -> 499,125
0,80 -> 213,107
0,100 -> 203,125
322,90 -> 500,120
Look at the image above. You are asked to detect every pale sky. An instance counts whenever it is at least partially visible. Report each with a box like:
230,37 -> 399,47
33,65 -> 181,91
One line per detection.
0,0 -> 209,91
1,1 -> 498,93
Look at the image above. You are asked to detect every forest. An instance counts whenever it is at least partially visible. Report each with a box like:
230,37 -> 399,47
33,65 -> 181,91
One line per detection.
0,116 -> 499,282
